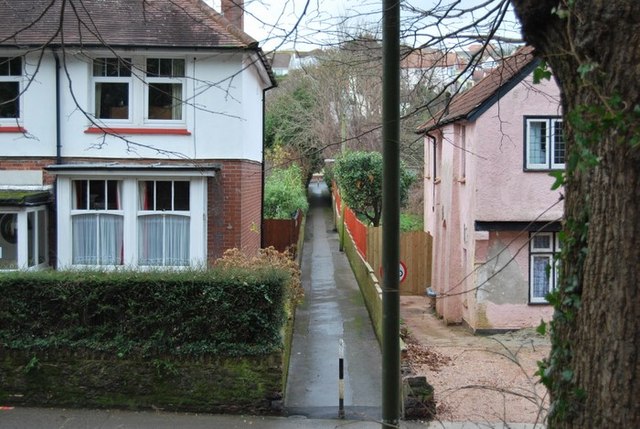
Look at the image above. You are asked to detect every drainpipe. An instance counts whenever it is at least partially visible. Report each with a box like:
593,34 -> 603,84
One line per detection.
53,50 -> 62,164
426,132 -> 437,213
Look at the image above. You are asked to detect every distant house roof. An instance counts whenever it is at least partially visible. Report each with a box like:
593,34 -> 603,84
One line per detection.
417,46 -> 539,133
270,52 -> 293,69
401,48 -> 463,70
0,0 -> 255,49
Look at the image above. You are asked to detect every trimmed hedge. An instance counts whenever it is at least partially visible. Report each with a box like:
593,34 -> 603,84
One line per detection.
0,268 -> 291,358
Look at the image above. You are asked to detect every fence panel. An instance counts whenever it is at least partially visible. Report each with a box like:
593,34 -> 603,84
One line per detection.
399,231 -> 433,295
343,207 -> 367,258
367,227 -> 432,296
263,209 -> 303,256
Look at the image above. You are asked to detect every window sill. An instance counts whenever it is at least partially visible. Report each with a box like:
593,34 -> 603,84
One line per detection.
524,167 -> 565,172
0,126 -> 26,133
85,127 -> 191,136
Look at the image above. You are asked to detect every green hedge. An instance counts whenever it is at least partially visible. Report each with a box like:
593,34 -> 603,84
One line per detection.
0,268 -> 291,358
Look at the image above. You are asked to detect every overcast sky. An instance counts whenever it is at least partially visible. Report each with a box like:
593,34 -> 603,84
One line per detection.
244,0 -> 383,51
205,0 -> 521,52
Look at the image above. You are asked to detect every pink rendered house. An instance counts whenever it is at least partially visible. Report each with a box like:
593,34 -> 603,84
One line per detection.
418,47 -> 564,332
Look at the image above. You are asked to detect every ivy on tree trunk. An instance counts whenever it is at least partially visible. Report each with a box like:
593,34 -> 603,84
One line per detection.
511,0 -> 640,427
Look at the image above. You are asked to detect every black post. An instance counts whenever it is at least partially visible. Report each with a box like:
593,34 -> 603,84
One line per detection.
381,0 -> 401,427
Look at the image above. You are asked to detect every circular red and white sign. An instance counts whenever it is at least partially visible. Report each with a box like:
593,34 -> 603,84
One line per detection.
380,261 -> 408,283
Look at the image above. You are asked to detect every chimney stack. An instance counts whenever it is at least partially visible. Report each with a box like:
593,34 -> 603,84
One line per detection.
221,0 -> 244,31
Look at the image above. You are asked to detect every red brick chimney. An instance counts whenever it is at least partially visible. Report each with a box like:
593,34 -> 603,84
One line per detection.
221,0 -> 244,31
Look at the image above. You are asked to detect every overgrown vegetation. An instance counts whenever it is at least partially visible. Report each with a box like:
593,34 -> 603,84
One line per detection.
0,263 -> 294,358
263,163 -> 309,219
400,213 -> 424,232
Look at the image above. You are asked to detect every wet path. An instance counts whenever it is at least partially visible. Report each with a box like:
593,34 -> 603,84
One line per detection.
285,182 -> 382,421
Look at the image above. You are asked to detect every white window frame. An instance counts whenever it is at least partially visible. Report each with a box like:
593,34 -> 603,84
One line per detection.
144,58 -> 186,124
525,117 -> 564,170
27,208 -> 48,269
529,231 -> 561,304
92,57 -> 133,123
70,179 -> 125,266
137,179 -> 191,267
0,56 -> 23,122
0,207 -> 48,271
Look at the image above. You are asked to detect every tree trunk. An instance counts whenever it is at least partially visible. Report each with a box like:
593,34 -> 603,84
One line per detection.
511,1 -> 640,427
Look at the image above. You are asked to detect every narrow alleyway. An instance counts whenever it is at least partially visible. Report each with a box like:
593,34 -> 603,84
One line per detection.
285,181 -> 382,421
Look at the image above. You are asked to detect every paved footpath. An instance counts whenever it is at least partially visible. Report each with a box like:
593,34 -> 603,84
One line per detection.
285,181 -> 382,421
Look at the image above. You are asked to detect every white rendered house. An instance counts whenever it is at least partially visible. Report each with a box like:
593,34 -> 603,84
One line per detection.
0,0 -> 275,270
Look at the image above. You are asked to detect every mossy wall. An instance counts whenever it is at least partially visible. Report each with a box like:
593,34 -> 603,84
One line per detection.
0,350 -> 284,414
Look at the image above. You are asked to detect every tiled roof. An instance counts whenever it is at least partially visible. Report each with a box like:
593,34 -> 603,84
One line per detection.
417,46 -> 538,133
0,0 -> 256,49
270,52 -> 293,69
401,48 -> 463,70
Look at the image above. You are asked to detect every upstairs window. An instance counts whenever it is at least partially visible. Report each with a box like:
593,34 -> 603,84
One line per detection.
93,58 -> 132,120
146,58 -> 185,121
0,57 -> 22,119
525,117 -> 565,170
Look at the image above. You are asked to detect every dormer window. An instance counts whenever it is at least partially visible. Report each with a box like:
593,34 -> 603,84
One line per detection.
0,56 -> 22,119
93,58 -> 132,120
145,58 -> 185,121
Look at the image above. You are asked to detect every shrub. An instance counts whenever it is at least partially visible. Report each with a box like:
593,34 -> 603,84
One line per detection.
334,151 -> 415,226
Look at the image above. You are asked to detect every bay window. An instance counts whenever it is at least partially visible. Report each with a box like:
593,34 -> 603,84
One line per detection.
71,180 -> 124,265
56,173 -> 205,269
525,117 -> 565,170
0,56 -> 22,119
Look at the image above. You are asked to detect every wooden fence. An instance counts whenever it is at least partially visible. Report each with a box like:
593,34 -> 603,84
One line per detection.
366,227 -> 432,295
333,187 -> 432,296
263,209 -> 304,256
344,206 -> 367,258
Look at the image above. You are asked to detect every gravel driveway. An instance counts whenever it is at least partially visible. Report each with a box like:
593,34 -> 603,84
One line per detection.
401,296 -> 549,427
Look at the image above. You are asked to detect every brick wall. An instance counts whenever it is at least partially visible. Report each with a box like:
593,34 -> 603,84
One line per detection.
208,159 -> 262,262
0,158 -> 57,185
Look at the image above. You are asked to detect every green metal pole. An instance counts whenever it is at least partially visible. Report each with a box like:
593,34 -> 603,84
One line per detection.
381,0 -> 401,427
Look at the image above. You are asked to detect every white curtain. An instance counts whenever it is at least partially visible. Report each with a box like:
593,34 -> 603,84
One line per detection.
138,214 -> 189,266
72,214 -> 123,265
100,214 -> 124,265
532,255 -> 551,298
166,215 -> 189,265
